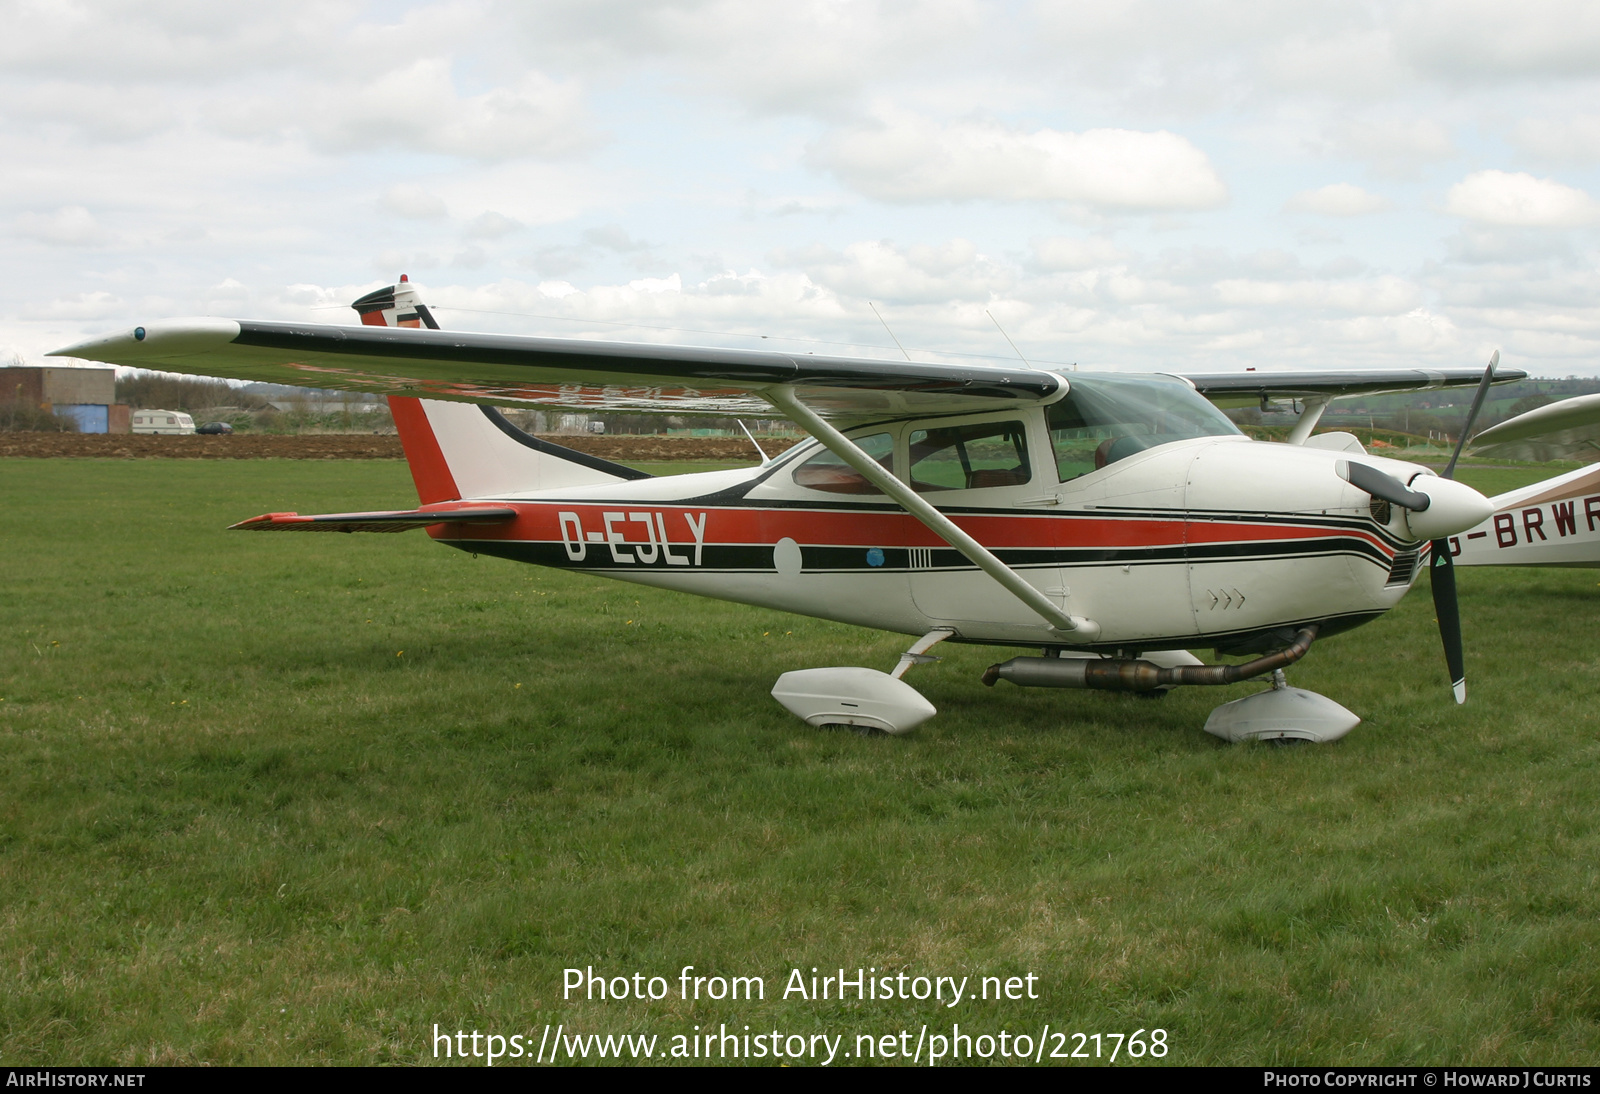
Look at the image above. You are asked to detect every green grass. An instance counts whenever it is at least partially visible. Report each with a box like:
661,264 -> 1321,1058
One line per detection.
3,458 -> 1600,1065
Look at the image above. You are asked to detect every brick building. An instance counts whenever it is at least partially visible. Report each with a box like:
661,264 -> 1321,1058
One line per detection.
0,365 -> 129,433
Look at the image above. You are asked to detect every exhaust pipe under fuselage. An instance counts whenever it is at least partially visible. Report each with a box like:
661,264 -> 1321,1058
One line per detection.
981,625 -> 1319,693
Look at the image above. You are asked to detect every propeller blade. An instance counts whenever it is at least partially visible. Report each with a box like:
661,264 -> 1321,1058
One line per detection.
1430,539 -> 1466,704
1443,350 -> 1498,480
1430,351 -> 1494,706
1338,459 -> 1431,510
1420,350 -> 1491,703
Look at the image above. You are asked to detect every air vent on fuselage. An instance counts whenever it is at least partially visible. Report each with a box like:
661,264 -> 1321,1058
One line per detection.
1385,549 -> 1419,587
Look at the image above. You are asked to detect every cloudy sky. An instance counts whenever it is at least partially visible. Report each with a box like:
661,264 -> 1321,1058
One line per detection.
10,0 -> 1600,377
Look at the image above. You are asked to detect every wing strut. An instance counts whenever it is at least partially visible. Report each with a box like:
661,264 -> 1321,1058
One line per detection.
1286,397 -> 1330,445
765,387 -> 1100,640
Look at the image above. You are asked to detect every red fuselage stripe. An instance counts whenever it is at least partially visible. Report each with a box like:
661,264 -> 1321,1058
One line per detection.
431,501 -> 1391,554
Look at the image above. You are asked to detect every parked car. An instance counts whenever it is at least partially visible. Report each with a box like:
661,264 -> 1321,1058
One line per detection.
130,410 -> 196,435
196,422 -> 234,435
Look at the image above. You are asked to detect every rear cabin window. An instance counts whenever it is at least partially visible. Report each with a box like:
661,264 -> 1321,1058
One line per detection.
1047,375 -> 1241,481
792,432 -> 895,495
908,420 -> 1031,492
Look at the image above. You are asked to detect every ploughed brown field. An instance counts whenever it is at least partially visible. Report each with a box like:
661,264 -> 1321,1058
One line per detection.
0,432 -> 799,461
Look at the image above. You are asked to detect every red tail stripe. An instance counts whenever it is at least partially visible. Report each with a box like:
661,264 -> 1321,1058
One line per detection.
388,396 -> 461,503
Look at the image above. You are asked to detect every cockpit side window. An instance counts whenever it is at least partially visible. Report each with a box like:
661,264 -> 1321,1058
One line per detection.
792,432 -> 894,494
1048,375 -> 1241,481
908,420 -> 1031,492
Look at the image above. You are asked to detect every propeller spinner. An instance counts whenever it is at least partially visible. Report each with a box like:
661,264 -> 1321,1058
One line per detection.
1339,353 -> 1498,704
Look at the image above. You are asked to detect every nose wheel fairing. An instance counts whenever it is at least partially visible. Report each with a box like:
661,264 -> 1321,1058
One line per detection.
1202,678 -> 1360,744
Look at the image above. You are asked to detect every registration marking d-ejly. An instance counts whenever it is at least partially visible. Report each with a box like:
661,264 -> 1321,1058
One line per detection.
560,509 -> 707,566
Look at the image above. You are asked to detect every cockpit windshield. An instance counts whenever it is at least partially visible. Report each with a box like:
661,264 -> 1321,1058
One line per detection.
1047,374 -> 1240,481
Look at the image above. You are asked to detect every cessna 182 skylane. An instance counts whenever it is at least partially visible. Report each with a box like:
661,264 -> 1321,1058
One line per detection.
51,279 -> 1521,743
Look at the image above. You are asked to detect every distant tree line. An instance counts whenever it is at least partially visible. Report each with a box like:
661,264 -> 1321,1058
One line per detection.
0,397 -> 78,432
114,373 -> 272,412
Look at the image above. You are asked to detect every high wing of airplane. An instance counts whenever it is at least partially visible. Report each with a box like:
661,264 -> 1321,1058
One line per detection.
1470,392 -> 1600,463
50,278 -> 1524,743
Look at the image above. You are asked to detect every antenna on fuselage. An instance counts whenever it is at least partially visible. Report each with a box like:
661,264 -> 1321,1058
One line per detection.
868,301 -> 912,361
736,419 -> 772,465
985,310 -> 1035,370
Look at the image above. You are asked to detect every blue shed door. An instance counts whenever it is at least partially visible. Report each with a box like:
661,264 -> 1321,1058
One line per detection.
59,404 -> 109,433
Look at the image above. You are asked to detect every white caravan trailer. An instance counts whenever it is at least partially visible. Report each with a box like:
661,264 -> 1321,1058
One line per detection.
130,409 -> 195,435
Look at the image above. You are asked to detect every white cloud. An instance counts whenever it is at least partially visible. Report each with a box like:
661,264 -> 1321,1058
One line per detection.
585,225 -> 652,252
1331,118 -> 1455,177
465,211 -> 522,239
12,2 -> 1600,380
211,59 -> 596,162
0,0 -> 366,80
1212,275 -> 1421,315
1444,226 -> 1575,264
9,82 -> 177,141
769,239 -> 1012,305
31,291 -> 128,320
628,274 -> 682,294
15,206 -> 107,246
1284,184 -> 1392,217
381,185 -> 448,220
1028,237 -> 1127,271
810,114 -> 1227,210
1511,116 -> 1600,165
507,0 -> 984,116
1444,171 -> 1600,227
1397,0 -> 1600,80
1257,29 -> 1407,98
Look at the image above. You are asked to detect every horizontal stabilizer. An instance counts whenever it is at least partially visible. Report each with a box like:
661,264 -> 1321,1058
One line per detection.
229,506 -> 517,533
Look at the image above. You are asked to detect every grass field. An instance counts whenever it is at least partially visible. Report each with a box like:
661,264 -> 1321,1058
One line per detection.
3,457 -> 1599,1066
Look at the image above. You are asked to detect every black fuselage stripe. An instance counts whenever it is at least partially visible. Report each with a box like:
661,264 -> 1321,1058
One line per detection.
447,538 -> 1400,573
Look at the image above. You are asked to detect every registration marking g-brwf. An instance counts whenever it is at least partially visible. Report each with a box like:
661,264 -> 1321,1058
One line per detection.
560,509 -> 707,566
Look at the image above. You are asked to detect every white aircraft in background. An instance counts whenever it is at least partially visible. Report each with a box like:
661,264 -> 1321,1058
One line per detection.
1445,393 -> 1600,569
51,278 -> 1518,743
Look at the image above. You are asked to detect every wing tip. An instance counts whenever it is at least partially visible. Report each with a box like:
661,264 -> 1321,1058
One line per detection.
229,512 -> 306,530
49,318 -> 243,366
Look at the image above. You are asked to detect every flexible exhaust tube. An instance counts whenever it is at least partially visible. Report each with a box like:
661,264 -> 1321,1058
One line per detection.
981,625 -> 1319,692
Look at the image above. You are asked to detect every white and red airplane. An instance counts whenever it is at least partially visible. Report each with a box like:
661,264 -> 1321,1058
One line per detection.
51,279 -> 1520,743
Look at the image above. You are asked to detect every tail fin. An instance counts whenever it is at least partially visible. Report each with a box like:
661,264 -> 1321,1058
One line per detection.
353,278 -> 648,502
388,397 -> 650,503
350,274 -> 440,329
